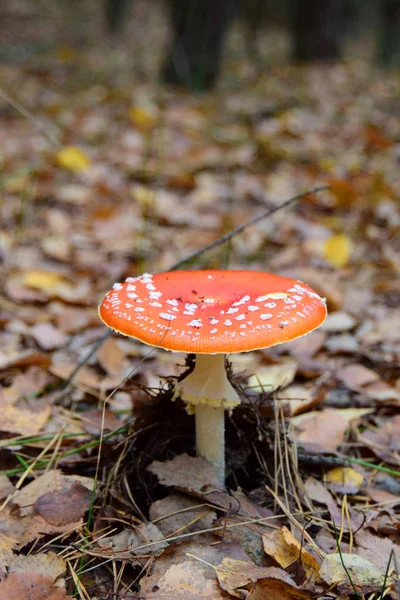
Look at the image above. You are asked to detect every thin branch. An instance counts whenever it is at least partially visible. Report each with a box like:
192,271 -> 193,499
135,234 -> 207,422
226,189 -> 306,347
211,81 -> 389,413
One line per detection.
66,185 -> 328,384
169,185 -> 329,270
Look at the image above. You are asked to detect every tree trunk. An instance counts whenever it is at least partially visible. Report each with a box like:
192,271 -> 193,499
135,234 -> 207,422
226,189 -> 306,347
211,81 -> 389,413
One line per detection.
105,0 -> 131,35
378,0 -> 400,66
291,0 -> 342,62
162,0 -> 236,91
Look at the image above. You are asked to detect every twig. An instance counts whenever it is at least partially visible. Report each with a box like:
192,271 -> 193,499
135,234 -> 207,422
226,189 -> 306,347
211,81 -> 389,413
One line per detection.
169,185 -> 329,270
65,185 -> 328,385
0,87 -> 60,148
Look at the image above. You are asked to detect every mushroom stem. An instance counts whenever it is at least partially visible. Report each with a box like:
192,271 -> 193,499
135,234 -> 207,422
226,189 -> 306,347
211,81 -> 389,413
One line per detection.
196,403 -> 225,484
177,353 -> 240,485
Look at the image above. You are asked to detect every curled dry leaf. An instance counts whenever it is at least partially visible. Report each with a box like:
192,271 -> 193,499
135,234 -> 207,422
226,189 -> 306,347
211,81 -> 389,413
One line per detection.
262,526 -> 322,585
215,557 -> 275,597
246,567 -> 313,600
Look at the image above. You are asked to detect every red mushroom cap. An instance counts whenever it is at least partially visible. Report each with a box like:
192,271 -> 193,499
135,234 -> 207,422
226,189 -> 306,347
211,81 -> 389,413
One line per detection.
99,270 -> 327,354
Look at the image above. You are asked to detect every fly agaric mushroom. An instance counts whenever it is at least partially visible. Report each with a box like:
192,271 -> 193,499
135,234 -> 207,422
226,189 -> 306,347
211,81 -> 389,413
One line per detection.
99,270 -> 327,484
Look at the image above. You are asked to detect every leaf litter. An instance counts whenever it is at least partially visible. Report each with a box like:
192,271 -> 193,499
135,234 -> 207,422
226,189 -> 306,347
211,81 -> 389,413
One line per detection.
0,4 -> 399,598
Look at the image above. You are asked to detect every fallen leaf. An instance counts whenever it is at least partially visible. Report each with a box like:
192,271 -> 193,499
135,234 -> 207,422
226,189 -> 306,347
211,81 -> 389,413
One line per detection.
149,493 -> 216,537
8,551 -> 66,581
262,526 -> 322,584
0,572 -> 72,600
247,361 -> 297,394
14,470 -> 95,516
98,521 -> 168,557
0,402 -> 51,435
325,467 -> 364,495
320,553 -> 386,593
320,311 -> 357,332
34,481 -> 93,527
97,336 -> 125,377
129,105 -> 158,130
56,145 -> 91,172
215,557 -> 272,597
140,560 -> 229,599
30,322 -> 68,351
293,409 -> 348,453
22,270 -> 68,292
323,234 -> 352,268
248,574 -> 312,600
81,408 -> 121,435
337,363 -> 380,389
355,528 -> 400,574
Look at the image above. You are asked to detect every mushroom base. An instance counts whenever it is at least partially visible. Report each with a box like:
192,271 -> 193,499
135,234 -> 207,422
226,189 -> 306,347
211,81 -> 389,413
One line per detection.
195,403 -> 225,484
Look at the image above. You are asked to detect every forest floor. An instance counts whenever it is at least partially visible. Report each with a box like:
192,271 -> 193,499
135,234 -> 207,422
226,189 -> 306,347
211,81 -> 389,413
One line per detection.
0,2 -> 399,599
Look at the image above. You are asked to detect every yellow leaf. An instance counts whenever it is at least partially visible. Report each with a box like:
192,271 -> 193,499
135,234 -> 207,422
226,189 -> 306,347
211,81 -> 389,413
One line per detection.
56,146 -> 91,172
325,467 -> 364,494
323,233 -> 351,268
262,526 -> 322,583
23,270 -> 66,291
129,106 -> 157,130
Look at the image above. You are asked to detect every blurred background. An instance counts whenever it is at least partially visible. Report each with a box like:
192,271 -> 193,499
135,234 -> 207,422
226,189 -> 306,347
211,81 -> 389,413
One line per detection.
1,0 -> 400,89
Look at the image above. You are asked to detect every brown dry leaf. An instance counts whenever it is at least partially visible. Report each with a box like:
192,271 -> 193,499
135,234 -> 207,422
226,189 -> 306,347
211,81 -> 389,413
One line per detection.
355,528 -> 400,574
140,560 -> 229,600
0,571 -> 72,600
215,557 -> 273,597
30,323 -> 68,351
0,401 -> 51,436
262,526 -> 322,584
275,385 -> 318,417
285,330 -> 327,359
320,553 -> 386,593
304,477 -> 342,528
81,408 -> 121,435
52,304 -> 96,334
149,493 -> 217,537
247,360 -> 297,394
148,454 -> 237,513
19,514 -> 84,548
360,415 -> 400,465
8,551 -> 66,581
0,476 -> 15,500
324,467 -> 364,495
34,481 -> 93,527
247,571 -> 312,599
0,350 -> 51,371
148,454 -> 220,494
0,533 -> 17,577
49,355 -> 101,389
97,336 -> 125,377
293,408 -> 348,453
337,363 -> 380,390
98,522 -> 168,557
14,470 -> 95,516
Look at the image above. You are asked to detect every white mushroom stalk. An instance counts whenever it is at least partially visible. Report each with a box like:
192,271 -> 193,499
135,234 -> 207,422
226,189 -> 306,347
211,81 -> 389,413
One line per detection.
176,353 -> 240,485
